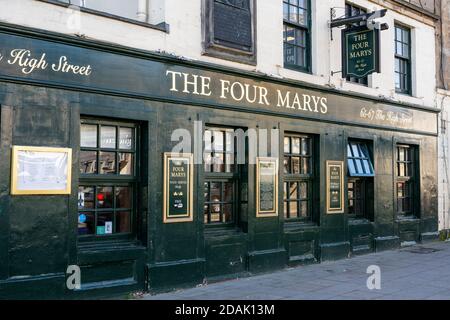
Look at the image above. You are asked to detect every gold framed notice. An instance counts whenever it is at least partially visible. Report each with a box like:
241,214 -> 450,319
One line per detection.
163,152 -> 194,223
11,146 -> 72,195
326,160 -> 344,214
256,157 -> 279,218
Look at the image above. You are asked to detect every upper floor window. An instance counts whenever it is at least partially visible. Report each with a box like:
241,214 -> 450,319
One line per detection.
283,0 -> 311,72
59,0 -> 144,22
78,119 -> 138,239
394,24 -> 412,95
345,3 -> 368,86
283,134 -> 314,221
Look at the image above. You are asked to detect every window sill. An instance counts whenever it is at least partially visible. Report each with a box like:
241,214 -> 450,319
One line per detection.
204,226 -> 246,238
284,220 -> 318,232
37,0 -> 169,33
348,217 -> 373,225
396,215 -> 420,222
284,64 -> 312,75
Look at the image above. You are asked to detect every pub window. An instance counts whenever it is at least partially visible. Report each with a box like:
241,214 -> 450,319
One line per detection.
283,0 -> 311,72
394,24 -> 412,95
345,3 -> 368,86
347,140 -> 374,221
396,144 -> 418,217
78,119 -> 138,238
283,134 -> 314,221
203,127 -> 245,225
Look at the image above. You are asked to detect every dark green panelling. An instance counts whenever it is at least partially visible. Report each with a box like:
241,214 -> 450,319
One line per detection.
320,242 -> 351,261
247,248 -> 287,273
205,230 -> 248,278
147,259 -> 205,294
374,236 -> 401,252
0,274 -> 66,300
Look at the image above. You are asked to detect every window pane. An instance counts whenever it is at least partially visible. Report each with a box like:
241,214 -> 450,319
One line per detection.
301,137 -> 310,155
299,201 -> 308,218
289,5 -> 298,22
204,130 -> 212,151
203,204 -> 209,223
298,8 -> 307,25
80,124 -> 97,148
97,211 -> 114,235
301,157 -> 310,174
210,182 -> 221,202
210,205 -> 221,222
289,201 -> 298,217
116,186 -> 132,209
204,153 -> 212,172
99,152 -> 116,174
284,137 -> 290,154
80,151 -> 97,174
223,204 -> 233,223
119,127 -> 133,150
284,43 -> 296,64
100,126 -> 116,149
283,2 -> 289,20
292,137 -> 300,154
289,182 -> 298,200
299,182 -> 308,199
347,144 -> 353,157
116,211 -> 131,233
78,186 -> 95,209
119,153 -> 133,175
213,131 -> 224,151
212,153 -> 224,172
355,158 -> 363,174
78,212 -> 95,235
292,157 -> 300,174
397,182 -> 404,197
223,182 -> 233,202
284,157 -> 290,174
97,186 -> 113,208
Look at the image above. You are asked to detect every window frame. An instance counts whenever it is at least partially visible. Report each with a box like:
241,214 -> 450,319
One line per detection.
78,118 -> 140,242
394,23 -> 412,95
395,144 -> 418,218
203,126 -> 244,228
283,0 -> 312,73
283,133 -> 314,222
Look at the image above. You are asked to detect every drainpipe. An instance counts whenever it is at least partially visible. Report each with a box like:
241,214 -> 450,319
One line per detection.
137,0 -> 148,22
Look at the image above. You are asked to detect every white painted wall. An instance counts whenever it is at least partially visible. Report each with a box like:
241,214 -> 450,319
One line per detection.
438,89 -> 450,231
0,0 -> 437,107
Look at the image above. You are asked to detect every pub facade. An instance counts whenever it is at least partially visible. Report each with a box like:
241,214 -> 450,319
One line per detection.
0,0 -> 441,299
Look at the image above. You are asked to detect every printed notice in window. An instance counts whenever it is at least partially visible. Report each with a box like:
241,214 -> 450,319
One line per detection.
11,146 -> 72,195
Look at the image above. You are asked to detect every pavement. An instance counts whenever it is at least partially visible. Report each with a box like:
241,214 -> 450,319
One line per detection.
141,241 -> 450,300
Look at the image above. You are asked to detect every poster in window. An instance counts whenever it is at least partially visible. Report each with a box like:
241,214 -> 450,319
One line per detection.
163,153 -> 194,223
326,160 -> 344,214
256,157 -> 278,217
11,146 -> 72,195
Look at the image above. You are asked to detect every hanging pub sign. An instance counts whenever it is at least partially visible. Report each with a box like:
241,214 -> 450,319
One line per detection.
342,26 -> 380,78
256,158 -> 279,217
326,161 -> 344,214
163,153 -> 194,223
11,146 -> 72,195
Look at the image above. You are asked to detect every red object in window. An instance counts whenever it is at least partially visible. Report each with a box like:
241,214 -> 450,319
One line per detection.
97,193 -> 105,201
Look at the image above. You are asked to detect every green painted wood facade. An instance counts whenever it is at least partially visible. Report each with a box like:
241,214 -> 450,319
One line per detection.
0,22 -> 439,299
